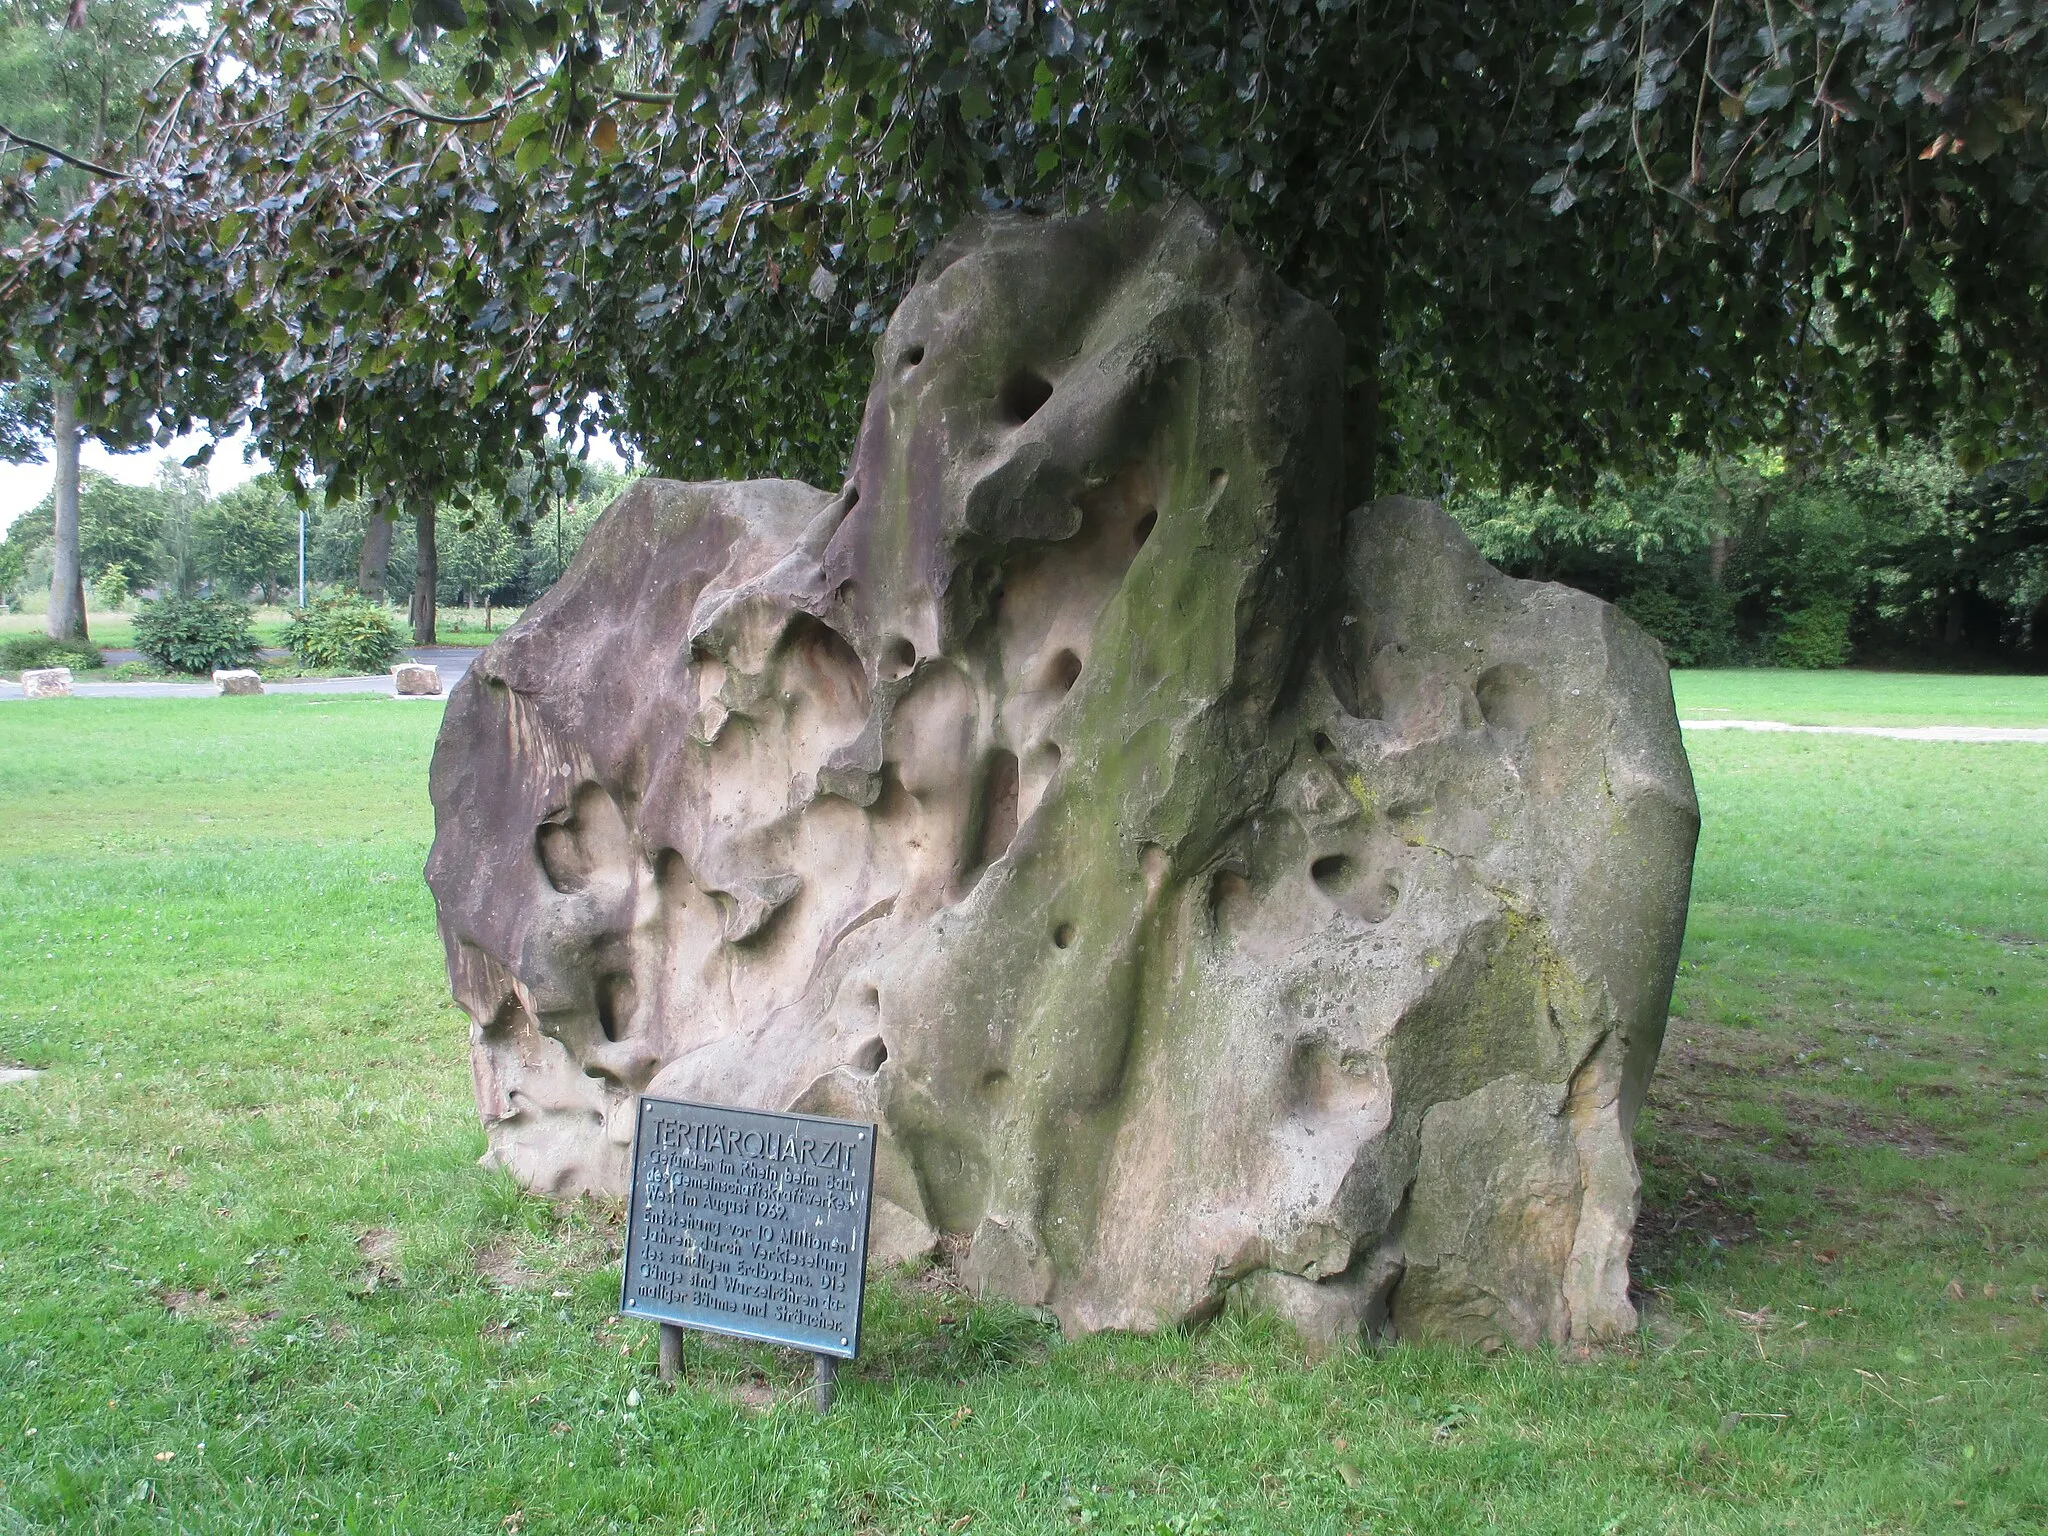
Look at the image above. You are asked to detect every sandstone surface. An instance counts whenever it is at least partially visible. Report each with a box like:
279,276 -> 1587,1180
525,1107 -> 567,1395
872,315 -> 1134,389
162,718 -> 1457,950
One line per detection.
427,204 -> 1698,1350
21,667 -> 72,698
214,669 -> 263,695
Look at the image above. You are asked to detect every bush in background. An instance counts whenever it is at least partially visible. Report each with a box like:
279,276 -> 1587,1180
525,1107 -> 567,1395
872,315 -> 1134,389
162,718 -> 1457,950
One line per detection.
1448,446 -> 2048,669
285,593 -> 404,673
1773,599 -> 1855,669
0,635 -> 104,675
133,595 -> 259,674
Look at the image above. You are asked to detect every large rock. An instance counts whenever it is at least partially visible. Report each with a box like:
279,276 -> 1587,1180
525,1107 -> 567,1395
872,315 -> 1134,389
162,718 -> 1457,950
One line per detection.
426,204 -> 1697,1350
21,667 -> 72,698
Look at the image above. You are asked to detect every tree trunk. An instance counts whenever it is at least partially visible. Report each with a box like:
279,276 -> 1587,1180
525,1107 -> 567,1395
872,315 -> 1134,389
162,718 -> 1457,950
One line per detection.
1708,533 -> 1730,585
358,502 -> 395,598
409,496 -> 437,645
45,383 -> 88,642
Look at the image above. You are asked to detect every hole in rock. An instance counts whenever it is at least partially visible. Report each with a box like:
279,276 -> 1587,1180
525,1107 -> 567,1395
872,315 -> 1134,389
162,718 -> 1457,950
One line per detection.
1312,730 -> 1335,756
595,971 -> 637,1044
778,614 -> 870,721
535,822 -> 582,893
1209,467 -> 1229,489
973,749 -> 1020,873
1132,509 -> 1158,549
1310,853 -> 1352,890
899,343 -> 925,369
997,369 -> 1055,425
534,782 -> 628,894
980,1069 -> 1011,1101
863,984 -> 881,1010
1052,922 -> 1076,950
1207,869 -> 1252,932
1050,649 -> 1082,692
1474,662 -> 1545,732
881,635 -> 917,681
850,1035 -> 889,1074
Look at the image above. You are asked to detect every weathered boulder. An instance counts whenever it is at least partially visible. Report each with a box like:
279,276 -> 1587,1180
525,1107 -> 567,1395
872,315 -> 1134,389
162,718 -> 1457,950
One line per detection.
21,667 -> 72,698
214,669 -> 263,696
426,204 -> 1697,1350
393,663 -> 442,696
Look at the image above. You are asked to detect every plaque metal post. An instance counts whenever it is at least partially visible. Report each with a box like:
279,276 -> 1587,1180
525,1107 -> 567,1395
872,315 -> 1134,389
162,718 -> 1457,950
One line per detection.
623,1097 -> 875,1408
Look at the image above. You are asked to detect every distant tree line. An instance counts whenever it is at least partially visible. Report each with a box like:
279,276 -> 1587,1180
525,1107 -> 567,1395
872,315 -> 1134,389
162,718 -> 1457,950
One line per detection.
0,463 -> 630,618
1450,445 -> 2048,670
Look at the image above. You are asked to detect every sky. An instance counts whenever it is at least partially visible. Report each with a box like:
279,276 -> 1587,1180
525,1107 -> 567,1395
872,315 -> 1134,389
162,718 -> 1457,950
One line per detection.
0,429 -> 269,535
0,425 -> 635,537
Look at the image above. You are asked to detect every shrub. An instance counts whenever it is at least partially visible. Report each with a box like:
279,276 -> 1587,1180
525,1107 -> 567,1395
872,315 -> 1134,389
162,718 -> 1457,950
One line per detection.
1773,598 -> 1854,669
285,593 -> 405,673
91,563 -> 131,611
133,594 -> 260,674
0,635 -> 104,675
1616,584 -> 1740,668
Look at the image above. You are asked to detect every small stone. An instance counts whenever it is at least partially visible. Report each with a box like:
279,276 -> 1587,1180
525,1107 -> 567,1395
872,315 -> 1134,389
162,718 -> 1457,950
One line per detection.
392,663 -> 443,696
20,667 -> 71,698
213,669 -> 263,696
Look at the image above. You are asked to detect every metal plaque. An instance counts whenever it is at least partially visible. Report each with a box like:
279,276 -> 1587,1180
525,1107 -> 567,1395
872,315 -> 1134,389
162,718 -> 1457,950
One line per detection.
620,1096 -> 875,1359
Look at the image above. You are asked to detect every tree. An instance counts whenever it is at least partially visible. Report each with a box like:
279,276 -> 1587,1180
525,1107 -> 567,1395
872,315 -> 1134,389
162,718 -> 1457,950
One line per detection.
438,510 -> 520,629
0,0 -> 197,639
193,473 -> 297,601
2,0 -> 2043,556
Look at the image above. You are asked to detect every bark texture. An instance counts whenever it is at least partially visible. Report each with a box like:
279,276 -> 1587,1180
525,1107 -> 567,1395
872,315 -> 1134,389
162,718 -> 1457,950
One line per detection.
426,205 -> 1698,1350
45,384 -> 87,643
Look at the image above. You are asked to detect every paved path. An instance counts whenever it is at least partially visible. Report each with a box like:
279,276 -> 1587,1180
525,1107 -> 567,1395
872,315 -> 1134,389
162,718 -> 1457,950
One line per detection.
0,1069 -> 42,1088
0,646 -> 479,701
1682,718 -> 2048,743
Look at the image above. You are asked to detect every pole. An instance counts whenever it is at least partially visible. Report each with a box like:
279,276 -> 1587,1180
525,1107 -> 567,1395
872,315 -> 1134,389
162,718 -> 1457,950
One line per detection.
658,1322 -> 683,1385
298,510 -> 306,608
812,1353 -> 837,1414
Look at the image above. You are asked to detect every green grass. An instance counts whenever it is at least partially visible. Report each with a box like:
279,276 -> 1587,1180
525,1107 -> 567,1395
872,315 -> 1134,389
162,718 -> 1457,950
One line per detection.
1674,668 -> 2048,727
0,697 -> 2043,1534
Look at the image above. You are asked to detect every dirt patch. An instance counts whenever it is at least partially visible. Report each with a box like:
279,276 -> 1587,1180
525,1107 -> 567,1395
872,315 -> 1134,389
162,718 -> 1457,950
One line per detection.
1633,1151 -> 1759,1281
1782,1097 -> 1960,1158
476,1238 -> 539,1292
223,1308 -> 282,1347
352,1227 -> 402,1294
159,1287 -> 216,1316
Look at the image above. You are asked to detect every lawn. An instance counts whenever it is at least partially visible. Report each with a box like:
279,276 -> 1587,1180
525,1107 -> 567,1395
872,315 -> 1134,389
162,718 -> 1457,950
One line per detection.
0,694 -> 2042,1534
1673,669 -> 2048,727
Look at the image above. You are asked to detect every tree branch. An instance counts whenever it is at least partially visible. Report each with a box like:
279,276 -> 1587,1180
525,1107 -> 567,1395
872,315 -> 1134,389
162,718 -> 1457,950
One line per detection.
0,123 -> 129,179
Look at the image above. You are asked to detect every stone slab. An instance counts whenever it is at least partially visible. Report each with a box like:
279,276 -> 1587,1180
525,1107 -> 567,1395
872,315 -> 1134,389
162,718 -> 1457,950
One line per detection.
21,667 -> 72,698
393,663 -> 443,696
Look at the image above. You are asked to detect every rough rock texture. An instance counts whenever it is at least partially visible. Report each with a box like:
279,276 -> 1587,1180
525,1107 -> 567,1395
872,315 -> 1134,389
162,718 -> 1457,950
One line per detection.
427,204 -> 1698,1350
393,663 -> 443,696
21,667 -> 72,698
214,669 -> 263,696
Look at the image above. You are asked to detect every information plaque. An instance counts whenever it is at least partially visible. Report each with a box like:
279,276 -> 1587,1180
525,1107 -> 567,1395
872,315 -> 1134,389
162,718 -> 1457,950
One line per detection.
620,1096 -> 875,1360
